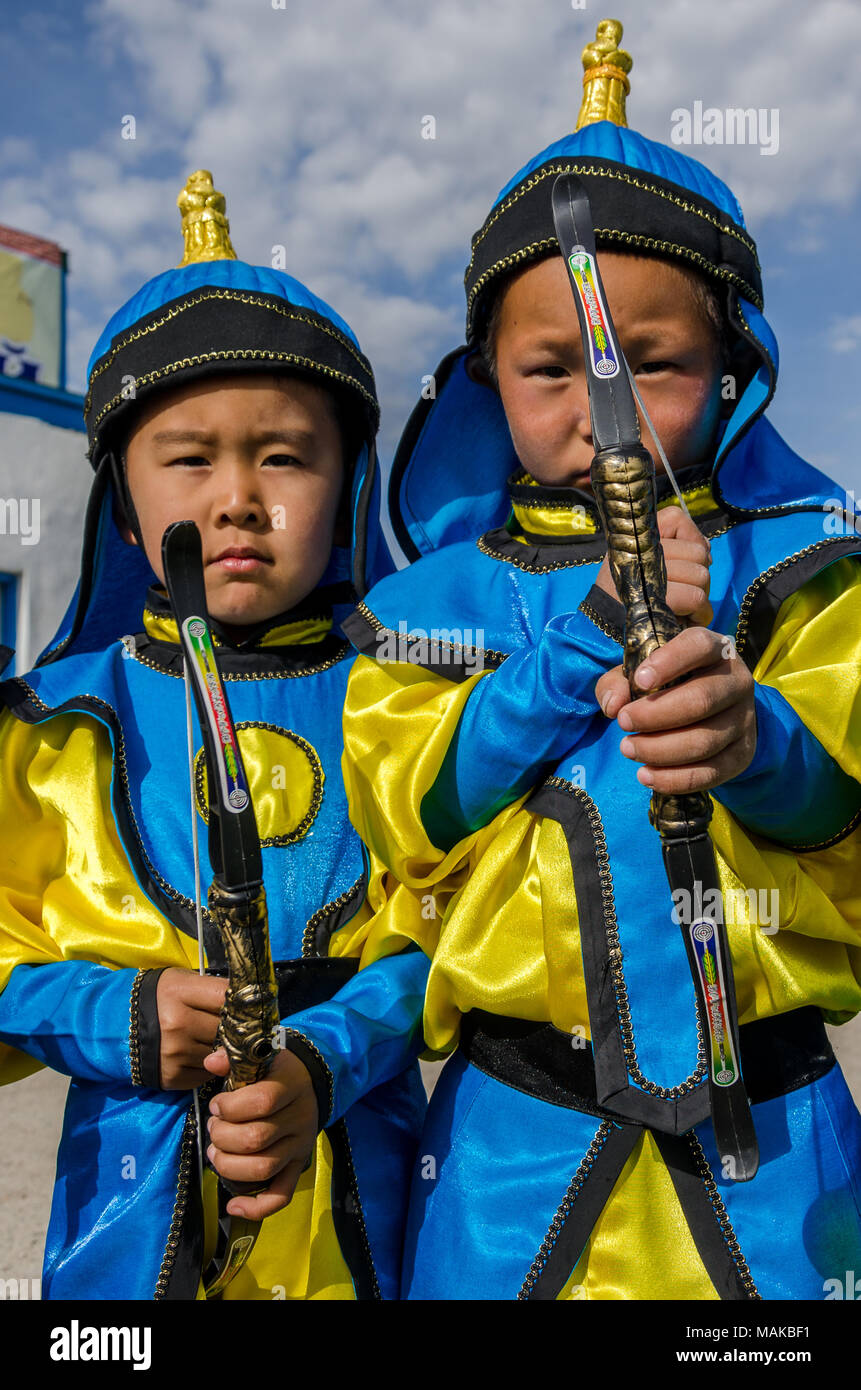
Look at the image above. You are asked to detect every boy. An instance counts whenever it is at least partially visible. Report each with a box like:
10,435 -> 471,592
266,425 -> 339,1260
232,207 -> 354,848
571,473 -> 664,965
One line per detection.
342,22 -> 861,1299
0,170 -> 428,1300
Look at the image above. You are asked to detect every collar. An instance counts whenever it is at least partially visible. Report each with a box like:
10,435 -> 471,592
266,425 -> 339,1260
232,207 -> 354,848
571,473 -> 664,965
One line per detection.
507,465 -> 721,543
142,585 -> 334,651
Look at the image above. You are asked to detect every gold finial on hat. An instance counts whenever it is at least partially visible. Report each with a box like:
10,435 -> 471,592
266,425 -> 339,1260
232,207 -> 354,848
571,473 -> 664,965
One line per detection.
574,18 -> 632,131
176,170 -> 237,267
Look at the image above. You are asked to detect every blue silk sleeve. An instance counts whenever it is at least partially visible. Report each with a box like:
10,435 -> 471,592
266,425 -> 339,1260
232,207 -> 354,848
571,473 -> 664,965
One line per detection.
423,603 -> 622,849
0,961 -> 136,1084
713,682 -> 861,845
283,946 -> 429,1126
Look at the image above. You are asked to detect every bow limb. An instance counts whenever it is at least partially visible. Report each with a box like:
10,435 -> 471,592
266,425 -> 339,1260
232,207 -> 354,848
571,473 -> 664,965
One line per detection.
551,175 -> 759,1180
162,520 -> 281,1297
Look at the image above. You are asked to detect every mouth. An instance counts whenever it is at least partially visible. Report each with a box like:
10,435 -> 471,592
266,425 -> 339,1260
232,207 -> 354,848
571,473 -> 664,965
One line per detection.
209,546 -> 273,574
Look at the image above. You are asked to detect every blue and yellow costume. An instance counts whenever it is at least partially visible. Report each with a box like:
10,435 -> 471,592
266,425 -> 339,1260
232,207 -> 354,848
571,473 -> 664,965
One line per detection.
341,24 -> 861,1299
0,172 -> 428,1300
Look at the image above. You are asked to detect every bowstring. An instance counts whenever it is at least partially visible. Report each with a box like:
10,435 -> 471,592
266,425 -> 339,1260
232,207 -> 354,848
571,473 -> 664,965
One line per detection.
184,655 -> 206,1191
625,360 -> 692,521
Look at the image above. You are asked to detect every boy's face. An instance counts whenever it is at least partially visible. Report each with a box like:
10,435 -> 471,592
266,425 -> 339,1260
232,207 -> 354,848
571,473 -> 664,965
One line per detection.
124,373 -> 345,631
492,252 -> 724,490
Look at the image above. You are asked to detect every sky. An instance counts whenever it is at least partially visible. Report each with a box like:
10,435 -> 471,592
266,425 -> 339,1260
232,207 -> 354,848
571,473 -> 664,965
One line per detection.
1,0 -> 859,499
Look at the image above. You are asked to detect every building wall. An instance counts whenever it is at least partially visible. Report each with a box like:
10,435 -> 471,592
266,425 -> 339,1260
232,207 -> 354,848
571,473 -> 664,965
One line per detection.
0,411 -> 91,672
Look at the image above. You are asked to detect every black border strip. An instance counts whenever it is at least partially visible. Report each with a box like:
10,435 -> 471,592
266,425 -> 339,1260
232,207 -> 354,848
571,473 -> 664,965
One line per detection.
525,779 -> 711,1133
478,526 -> 606,571
521,1121 -> 641,1300
653,1131 -> 759,1300
738,534 -> 861,669
342,604 -> 507,683
327,1119 -> 381,1300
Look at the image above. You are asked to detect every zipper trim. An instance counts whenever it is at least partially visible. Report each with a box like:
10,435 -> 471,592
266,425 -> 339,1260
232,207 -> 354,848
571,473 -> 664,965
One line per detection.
517,1120 -> 615,1299
153,1098 -> 200,1299
302,874 -> 365,957
477,530 -> 599,573
338,1120 -> 383,1301
544,775 -> 707,1098
734,536 -> 853,659
687,1131 -> 761,1299
128,968 -> 147,1087
128,638 -> 351,681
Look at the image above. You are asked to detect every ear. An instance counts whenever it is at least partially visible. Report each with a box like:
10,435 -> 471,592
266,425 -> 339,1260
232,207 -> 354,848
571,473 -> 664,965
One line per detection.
112,496 -> 139,547
464,350 -> 497,390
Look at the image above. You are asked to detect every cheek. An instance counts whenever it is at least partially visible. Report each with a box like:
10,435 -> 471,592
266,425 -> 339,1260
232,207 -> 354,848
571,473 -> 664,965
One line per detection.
654,380 -> 721,462
266,474 -> 342,547
499,381 -> 557,463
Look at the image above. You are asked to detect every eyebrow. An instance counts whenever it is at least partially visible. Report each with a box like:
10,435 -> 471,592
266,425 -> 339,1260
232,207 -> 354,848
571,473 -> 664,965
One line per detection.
149,428 -> 317,447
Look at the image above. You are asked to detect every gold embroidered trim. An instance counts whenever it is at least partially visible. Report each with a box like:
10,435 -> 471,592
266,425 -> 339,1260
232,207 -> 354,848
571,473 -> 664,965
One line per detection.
353,600 -> 509,667
517,1120 -> 616,1300
302,874 -> 365,957
193,721 -> 325,848
468,233 -> 762,334
789,802 -> 861,854
143,607 -> 332,650
86,288 -> 370,403
128,968 -> 147,1087
579,599 -> 623,644
281,1027 -> 335,1126
335,1119 -> 383,1300
476,532 -> 598,573
153,1095 -> 205,1299
466,161 -> 759,278
126,636 -> 350,681
545,776 -> 707,1098
91,351 -> 375,455
733,538 -> 851,657
687,1131 -> 761,1299
729,302 -> 777,420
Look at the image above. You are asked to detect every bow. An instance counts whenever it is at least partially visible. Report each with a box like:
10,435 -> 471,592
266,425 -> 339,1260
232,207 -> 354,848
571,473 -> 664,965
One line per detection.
162,520 -> 281,1297
551,174 -> 759,1180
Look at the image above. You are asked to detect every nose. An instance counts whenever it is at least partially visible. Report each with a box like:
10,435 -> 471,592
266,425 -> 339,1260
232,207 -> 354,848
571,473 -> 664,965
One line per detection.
570,374 -> 594,445
212,460 -> 267,528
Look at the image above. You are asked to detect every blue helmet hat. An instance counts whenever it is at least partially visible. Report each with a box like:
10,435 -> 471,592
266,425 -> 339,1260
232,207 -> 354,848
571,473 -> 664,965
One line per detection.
41,171 -> 389,666
388,19 -> 834,564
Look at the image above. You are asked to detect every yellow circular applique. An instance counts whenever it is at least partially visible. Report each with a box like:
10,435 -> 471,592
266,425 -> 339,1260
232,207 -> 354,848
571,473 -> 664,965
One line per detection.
194,722 -> 324,847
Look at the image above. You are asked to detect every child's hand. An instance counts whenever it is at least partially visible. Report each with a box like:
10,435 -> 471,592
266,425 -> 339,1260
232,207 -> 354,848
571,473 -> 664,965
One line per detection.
203,1048 -> 319,1220
594,625 -> 757,794
595,506 -> 713,625
156,968 -> 228,1090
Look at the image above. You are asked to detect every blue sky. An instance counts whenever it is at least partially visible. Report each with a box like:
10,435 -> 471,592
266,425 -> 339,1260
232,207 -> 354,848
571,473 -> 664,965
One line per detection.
2,0 -> 859,500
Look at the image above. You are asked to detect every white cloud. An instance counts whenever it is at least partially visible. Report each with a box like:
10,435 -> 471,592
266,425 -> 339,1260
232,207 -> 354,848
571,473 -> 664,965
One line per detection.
830,314 -> 861,354
3,0 -> 859,461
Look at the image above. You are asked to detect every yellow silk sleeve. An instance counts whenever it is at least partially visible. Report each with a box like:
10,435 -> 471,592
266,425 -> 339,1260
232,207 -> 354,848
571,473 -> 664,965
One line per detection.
341,654 -> 531,952
751,556 -> 861,784
0,709 -> 198,1081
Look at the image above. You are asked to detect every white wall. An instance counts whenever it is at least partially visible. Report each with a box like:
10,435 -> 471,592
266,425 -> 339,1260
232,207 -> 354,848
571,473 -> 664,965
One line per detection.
0,412 -> 91,671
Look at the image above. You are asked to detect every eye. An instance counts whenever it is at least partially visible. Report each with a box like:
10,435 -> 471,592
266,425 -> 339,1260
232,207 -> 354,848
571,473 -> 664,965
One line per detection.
635,361 -> 675,375
262,453 -> 305,468
168,455 -> 210,468
530,364 -> 569,379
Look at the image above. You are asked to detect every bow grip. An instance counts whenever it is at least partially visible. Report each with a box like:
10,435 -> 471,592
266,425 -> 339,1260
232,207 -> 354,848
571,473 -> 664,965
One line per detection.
590,444 -> 714,843
590,444 -> 682,688
207,879 -> 280,1198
